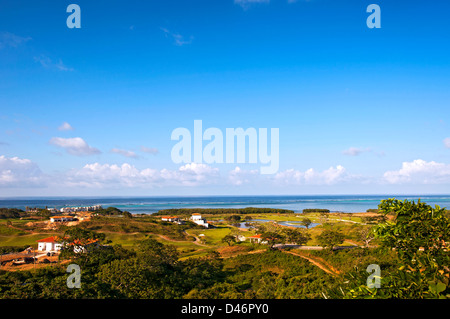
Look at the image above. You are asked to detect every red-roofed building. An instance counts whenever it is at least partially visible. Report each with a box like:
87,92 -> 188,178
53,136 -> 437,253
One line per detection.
248,234 -> 267,244
37,236 -> 63,252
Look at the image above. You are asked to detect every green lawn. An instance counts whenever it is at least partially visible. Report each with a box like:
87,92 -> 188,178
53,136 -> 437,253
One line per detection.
0,233 -> 58,247
103,232 -> 147,247
188,226 -> 234,246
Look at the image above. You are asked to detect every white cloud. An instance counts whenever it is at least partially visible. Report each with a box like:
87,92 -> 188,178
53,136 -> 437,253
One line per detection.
58,122 -> 74,131
111,148 -> 138,159
34,55 -> 74,71
383,159 -> 450,184
444,138 -> 450,149
65,162 -> 220,188
342,147 -> 371,156
160,27 -> 193,46
0,155 -> 45,188
234,0 -> 270,9
274,165 -> 351,185
0,32 -> 31,49
228,166 -> 259,185
140,146 -> 159,155
49,137 -> 101,156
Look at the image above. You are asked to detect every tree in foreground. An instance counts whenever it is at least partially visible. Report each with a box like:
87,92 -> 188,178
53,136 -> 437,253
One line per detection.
373,198 -> 450,298
330,198 -> 450,299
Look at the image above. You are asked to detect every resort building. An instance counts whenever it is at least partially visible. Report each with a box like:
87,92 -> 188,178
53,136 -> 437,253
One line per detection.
50,216 -> 76,223
190,213 -> 210,228
235,234 -> 247,242
59,205 -> 102,213
37,236 -> 63,252
37,236 -> 100,253
161,216 -> 185,225
247,234 -> 267,244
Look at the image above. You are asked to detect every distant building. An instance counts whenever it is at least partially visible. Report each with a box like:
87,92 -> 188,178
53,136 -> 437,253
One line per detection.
190,214 -> 210,228
50,216 -> 76,223
59,205 -> 102,213
37,236 -> 100,253
37,236 -> 63,252
161,216 -> 185,225
248,234 -> 267,244
68,238 -> 100,253
235,234 -> 247,242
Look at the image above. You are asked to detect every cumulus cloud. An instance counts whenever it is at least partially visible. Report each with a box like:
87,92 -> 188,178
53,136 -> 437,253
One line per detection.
65,162 -> 220,188
172,163 -> 220,186
274,165 -> 352,185
58,122 -> 74,131
228,166 -> 259,186
49,137 -> 101,156
0,155 -> 45,188
111,148 -> 139,159
383,159 -> 450,184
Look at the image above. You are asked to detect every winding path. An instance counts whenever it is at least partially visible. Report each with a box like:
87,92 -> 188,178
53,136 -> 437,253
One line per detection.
282,250 -> 341,276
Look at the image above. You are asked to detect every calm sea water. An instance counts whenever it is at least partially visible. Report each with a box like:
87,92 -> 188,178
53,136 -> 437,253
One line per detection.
0,195 -> 449,214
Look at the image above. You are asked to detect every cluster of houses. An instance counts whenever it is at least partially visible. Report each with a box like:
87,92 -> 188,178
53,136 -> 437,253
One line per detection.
25,205 -> 102,214
160,213 -> 212,228
235,233 -> 267,244
36,236 -> 100,253
49,216 -> 76,223
22,212 -> 266,263
159,214 -> 268,244
58,205 -> 102,213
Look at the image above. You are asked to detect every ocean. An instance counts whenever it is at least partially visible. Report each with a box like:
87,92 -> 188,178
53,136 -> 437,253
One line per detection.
0,195 -> 449,214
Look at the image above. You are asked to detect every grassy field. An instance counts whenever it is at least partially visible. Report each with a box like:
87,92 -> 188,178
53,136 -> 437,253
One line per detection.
0,211 -> 376,259
0,233 -> 58,247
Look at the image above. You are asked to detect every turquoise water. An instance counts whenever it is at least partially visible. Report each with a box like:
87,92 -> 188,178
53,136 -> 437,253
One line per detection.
232,220 -> 320,229
1,195 -> 449,214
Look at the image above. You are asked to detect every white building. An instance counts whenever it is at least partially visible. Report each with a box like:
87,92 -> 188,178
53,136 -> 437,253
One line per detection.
161,216 -> 185,225
190,213 -> 210,228
37,236 -> 63,252
50,216 -> 76,223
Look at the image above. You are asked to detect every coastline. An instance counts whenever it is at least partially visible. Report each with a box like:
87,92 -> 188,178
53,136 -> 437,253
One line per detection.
1,194 -> 449,214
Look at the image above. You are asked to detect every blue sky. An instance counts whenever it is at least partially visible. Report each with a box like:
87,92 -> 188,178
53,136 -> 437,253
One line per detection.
1,0 -> 450,196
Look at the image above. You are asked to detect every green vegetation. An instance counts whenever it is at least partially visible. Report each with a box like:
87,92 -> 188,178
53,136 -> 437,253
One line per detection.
221,234 -> 237,246
325,199 -> 450,299
316,230 -> 345,251
0,208 -> 26,219
0,199 -> 448,299
153,207 -> 294,216
300,217 -> 312,229
302,209 -> 330,214
96,206 -> 124,216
